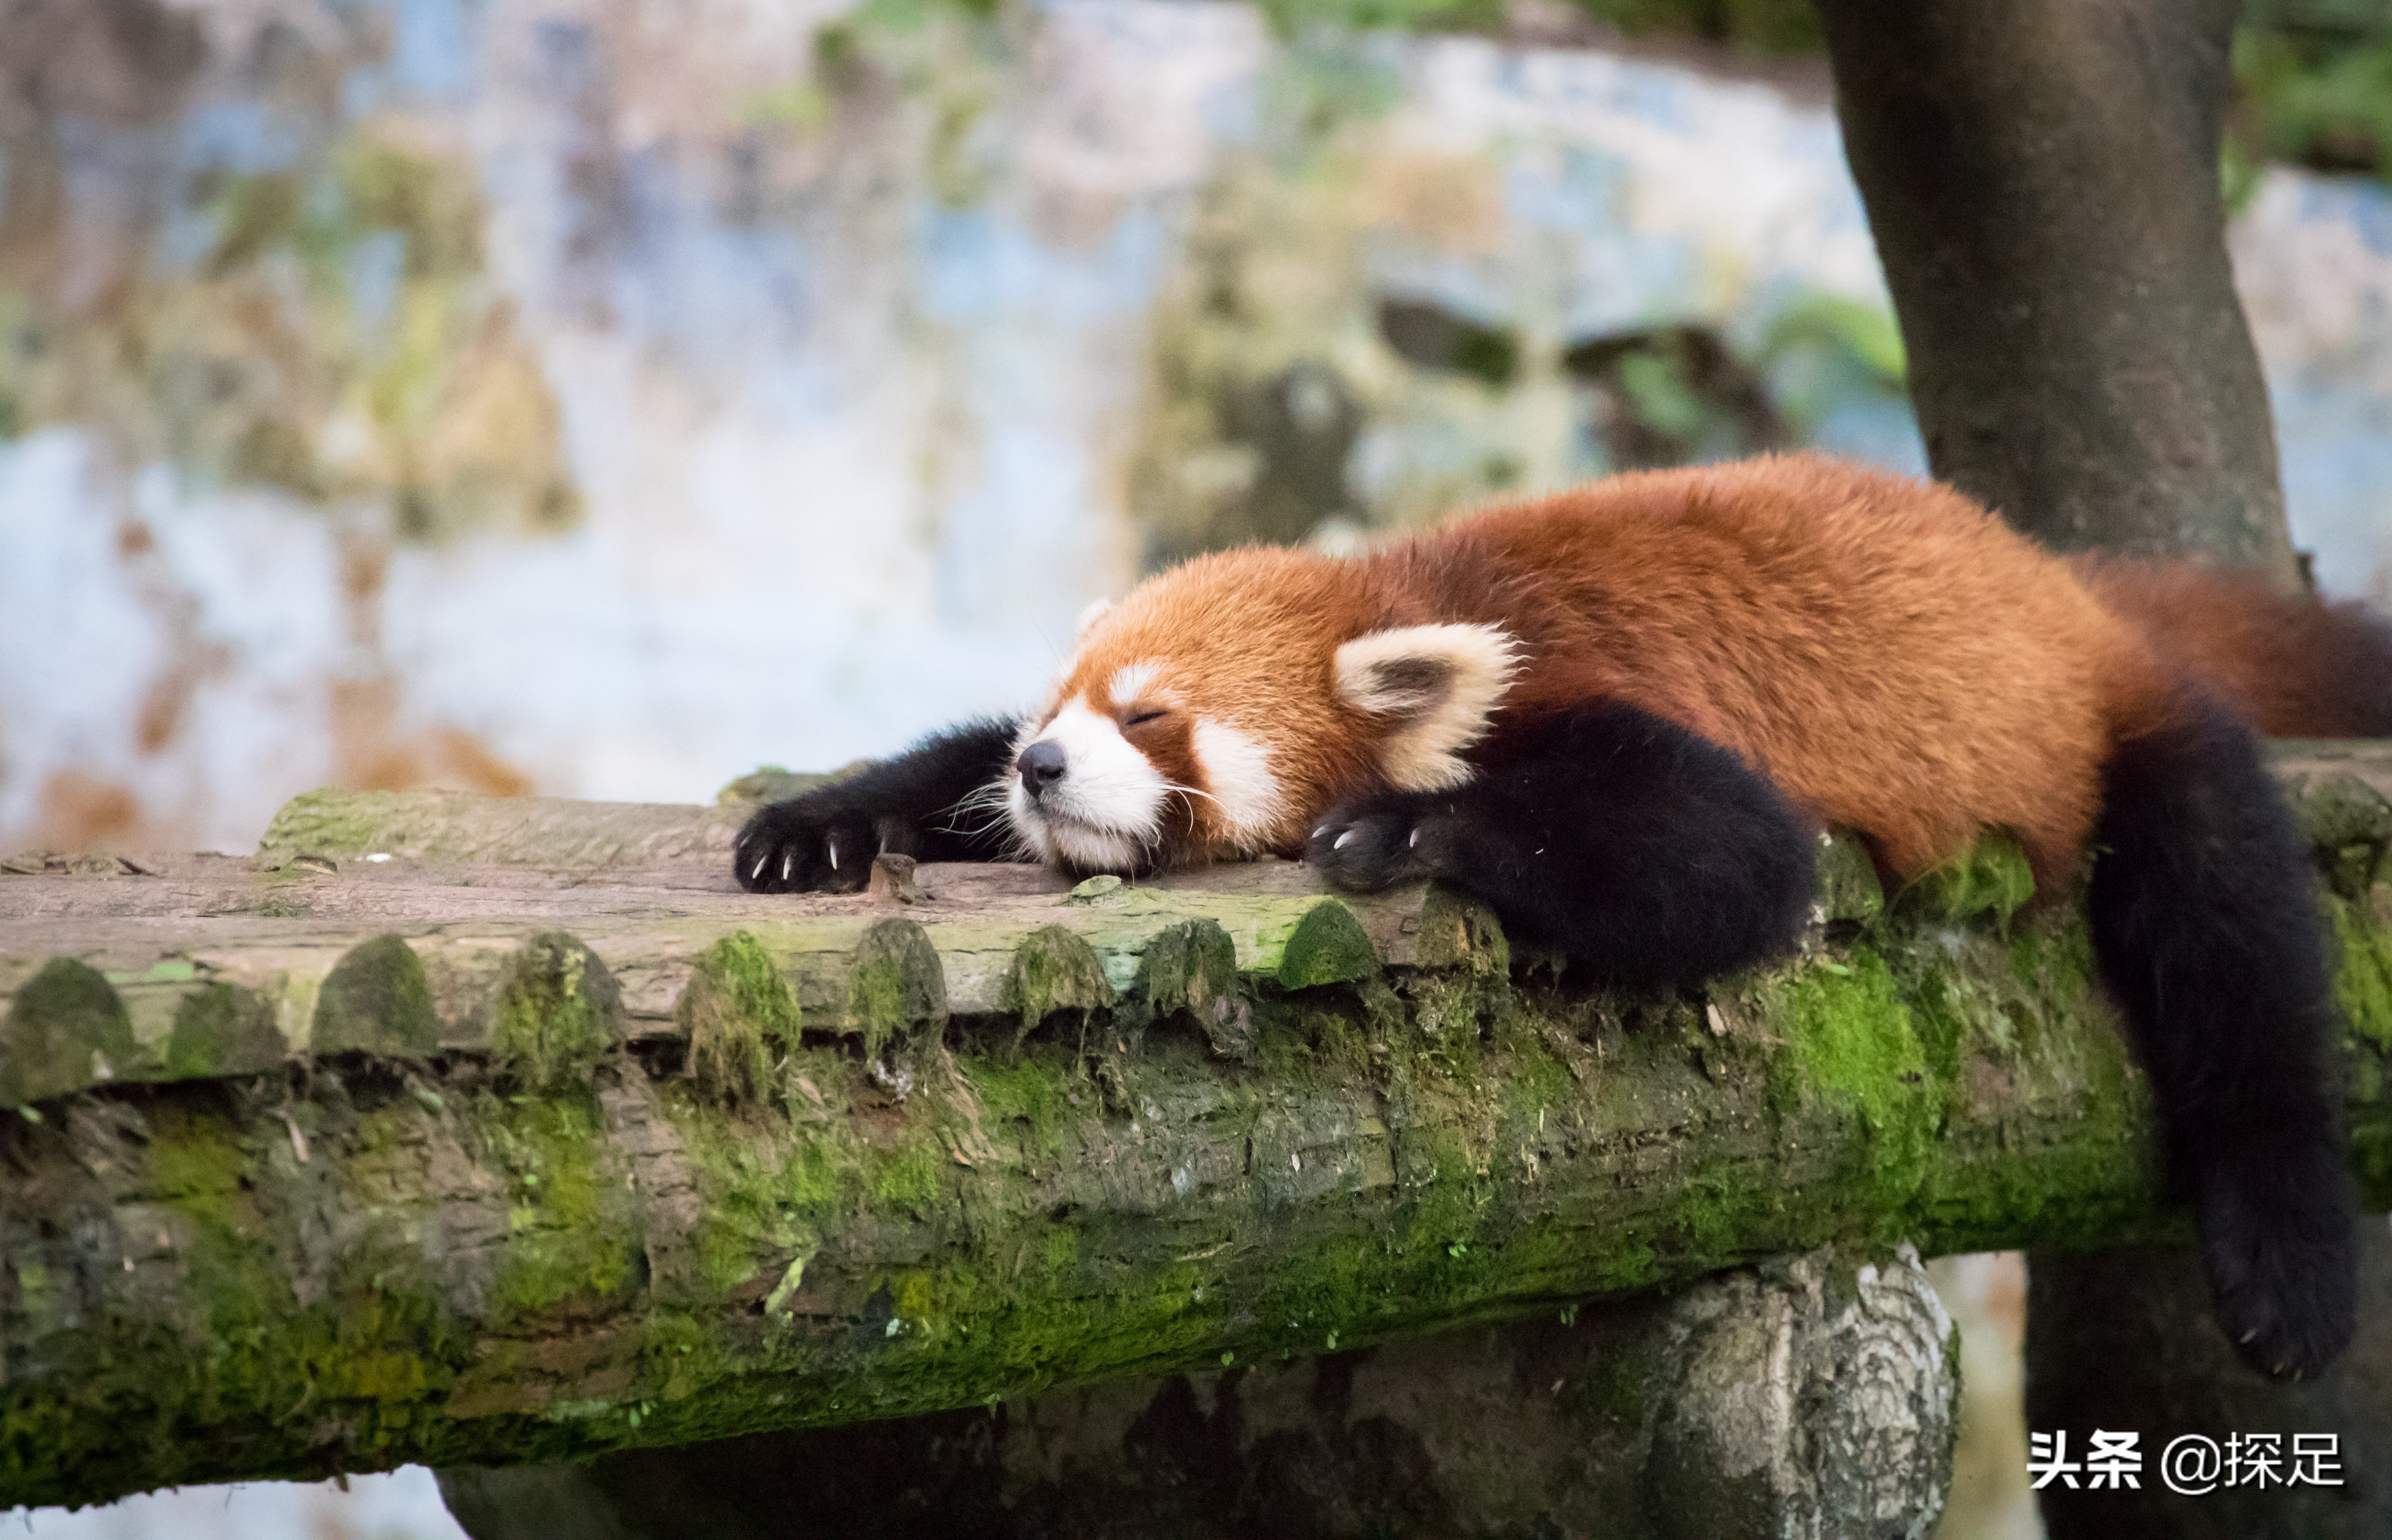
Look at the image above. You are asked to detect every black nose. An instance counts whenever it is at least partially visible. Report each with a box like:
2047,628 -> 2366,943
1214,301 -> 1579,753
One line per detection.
1016,741 -> 1067,794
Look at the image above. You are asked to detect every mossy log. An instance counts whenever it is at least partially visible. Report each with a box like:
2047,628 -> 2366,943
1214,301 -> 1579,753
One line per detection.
2,747 -> 2389,1509
437,1245 -> 1962,1540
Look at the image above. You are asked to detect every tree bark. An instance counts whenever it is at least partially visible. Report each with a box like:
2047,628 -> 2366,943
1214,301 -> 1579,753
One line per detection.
435,1245 -> 1961,1540
0,758 -> 2385,1511
1812,0 -> 2300,583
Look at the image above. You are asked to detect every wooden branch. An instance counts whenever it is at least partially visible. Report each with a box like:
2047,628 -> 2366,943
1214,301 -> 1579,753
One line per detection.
437,1244 -> 1965,1540
1,746 -> 2387,1508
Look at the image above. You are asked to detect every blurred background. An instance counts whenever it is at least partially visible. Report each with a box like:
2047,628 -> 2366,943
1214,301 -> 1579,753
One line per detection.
3,0 -> 2389,1536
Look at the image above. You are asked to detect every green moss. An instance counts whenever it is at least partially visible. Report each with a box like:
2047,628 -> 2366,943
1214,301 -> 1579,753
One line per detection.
782,1126 -> 851,1213
2332,890 -> 2392,1051
2294,773 -> 2392,900
1661,1166 -> 1780,1267
163,982 -> 287,1080
1815,834 -> 1886,924
1902,911 -> 2091,1094
1119,919 -> 1239,1038
1897,829 -> 2036,925
1276,899 -> 1380,991
963,1050 -> 1075,1153
845,917 -> 949,1058
2,958 -> 140,1103
868,1134 -> 946,1214
1410,888 -> 1508,974
1001,926 -> 1116,1034
143,1101 -> 250,1221
106,1098 -> 466,1481
1493,1021 -> 1577,1130
1398,891 -> 1513,1079
680,931 -> 803,1105
1777,948 -> 1936,1210
486,1096 -> 642,1318
493,933 -> 621,1090
311,934 -> 438,1058
256,786 -> 404,866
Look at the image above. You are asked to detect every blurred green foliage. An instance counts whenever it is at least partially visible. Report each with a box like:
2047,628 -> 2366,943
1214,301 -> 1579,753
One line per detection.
2235,0 -> 2392,179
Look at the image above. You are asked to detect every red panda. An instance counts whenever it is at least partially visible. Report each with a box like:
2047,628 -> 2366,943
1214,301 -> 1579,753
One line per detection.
736,452 -> 2392,1380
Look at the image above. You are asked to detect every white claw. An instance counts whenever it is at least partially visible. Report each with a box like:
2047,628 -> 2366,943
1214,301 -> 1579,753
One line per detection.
828,839 -> 840,871
751,852 -> 768,881
782,851 -> 795,881
1333,829 -> 1356,850
1408,827 -> 1420,848
1311,824 -> 1331,840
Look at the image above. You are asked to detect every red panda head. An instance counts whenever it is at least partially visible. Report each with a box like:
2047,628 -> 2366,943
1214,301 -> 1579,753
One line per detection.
1005,546 -> 1520,873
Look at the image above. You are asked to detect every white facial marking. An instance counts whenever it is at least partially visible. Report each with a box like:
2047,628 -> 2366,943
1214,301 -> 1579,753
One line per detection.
1189,718 -> 1283,850
1109,661 -> 1161,707
1005,696 -> 1169,872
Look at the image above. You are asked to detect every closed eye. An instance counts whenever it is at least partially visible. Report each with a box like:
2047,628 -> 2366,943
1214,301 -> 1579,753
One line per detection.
1124,708 -> 1171,728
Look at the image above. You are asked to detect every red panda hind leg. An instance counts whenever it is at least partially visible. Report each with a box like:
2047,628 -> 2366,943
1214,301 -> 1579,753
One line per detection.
1307,699 -> 1817,990
2087,683 -> 2357,1380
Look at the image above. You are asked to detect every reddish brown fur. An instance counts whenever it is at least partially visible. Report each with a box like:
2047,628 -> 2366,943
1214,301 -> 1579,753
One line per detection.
1049,454 -> 2375,886
2077,557 -> 2392,739
1374,456 -> 2165,892
1042,549 -> 1385,856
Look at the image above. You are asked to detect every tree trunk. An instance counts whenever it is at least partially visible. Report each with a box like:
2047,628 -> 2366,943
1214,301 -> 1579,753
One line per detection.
1813,0 -> 2300,584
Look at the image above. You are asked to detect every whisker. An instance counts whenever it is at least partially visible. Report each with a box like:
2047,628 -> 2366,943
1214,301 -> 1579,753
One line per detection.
1159,779 -> 1223,812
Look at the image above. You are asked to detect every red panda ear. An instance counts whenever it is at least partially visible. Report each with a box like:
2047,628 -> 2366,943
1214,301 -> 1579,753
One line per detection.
1333,623 -> 1519,791
1073,598 -> 1113,638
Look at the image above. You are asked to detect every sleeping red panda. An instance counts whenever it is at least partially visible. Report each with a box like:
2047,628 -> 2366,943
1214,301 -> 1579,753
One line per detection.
736,453 -> 2392,1380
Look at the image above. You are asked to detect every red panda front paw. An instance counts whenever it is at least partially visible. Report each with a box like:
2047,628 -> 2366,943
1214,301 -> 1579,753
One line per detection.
1305,795 -> 1449,893
734,798 -> 877,894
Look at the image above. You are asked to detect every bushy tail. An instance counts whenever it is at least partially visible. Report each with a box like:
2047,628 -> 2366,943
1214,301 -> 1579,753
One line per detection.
2080,557 -> 2392,738
2087,685 -> 2357,1379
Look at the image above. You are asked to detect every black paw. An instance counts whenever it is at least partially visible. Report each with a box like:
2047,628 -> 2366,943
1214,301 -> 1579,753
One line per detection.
2195,1153 -> 2357,1380
734,798 -> 876,894
1305,794 -> 1450,893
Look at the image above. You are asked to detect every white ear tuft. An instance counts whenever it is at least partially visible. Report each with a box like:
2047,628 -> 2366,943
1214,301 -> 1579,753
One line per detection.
1334,623 -> 1519,791
1073,598 -> 1113,638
